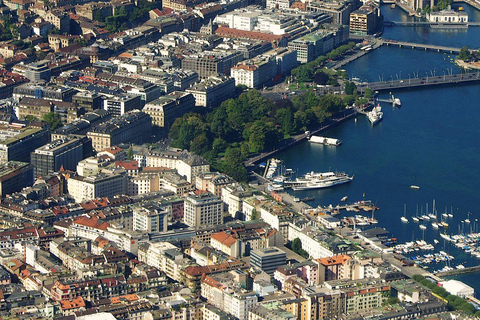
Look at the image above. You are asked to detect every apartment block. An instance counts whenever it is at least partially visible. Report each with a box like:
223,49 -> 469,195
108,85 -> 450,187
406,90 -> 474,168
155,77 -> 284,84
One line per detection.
0,161 -> 34,197
186,75 -> 235,108
142,92 -> 195,131
67,174 -> 127,203
87,110 -> 152,151
184,192 -> 223,227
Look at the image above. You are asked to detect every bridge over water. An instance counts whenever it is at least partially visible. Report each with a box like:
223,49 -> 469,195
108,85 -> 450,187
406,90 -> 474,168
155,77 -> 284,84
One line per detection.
380,39 -> 474,53
384,21 -> 480,27
355,72 -> 480,91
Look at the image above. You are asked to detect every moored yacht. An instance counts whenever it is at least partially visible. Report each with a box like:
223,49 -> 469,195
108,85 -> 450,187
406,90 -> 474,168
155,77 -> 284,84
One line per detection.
367,105 -> 383,125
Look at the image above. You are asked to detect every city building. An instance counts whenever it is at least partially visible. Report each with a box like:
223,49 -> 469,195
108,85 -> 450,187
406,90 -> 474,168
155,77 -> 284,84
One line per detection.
0,161 -> 34,197
67,174 -> 127,203
103,95 -> 142,117
31,137 -> 92,178
13,84 -> 77,102
45,11 -> 70,34
186,75 -> 235,108
24,60 -> 51,82
349,2 -> 381,36
249,302 -> 296,320
182,51 -> 244,78
133,204 -> 168,233
142,92 -> 195,131
0,124 -> 50,164
231,56 -> 276,89
250,247 -> 286,275
184,192 -> 223,227
307,0 -> 356,25
428,9 -> 468,23
72,92 -> 104,112
136,148 -> 210,183
266,0 -> 293,10
87,110 -> 152,151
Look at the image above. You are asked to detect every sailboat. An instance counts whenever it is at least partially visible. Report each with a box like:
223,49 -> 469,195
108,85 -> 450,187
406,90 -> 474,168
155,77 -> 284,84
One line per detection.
412,205 -> 420,223
419,224 -> 427,230
401,204 -> 408,223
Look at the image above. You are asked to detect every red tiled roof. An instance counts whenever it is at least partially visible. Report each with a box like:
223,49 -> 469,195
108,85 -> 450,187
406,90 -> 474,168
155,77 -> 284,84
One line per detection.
215,26 -> 287,42
73,216 -> 109,230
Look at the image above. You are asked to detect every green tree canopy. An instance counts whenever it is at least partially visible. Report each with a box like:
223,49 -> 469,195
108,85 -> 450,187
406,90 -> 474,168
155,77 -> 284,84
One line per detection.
43,112 -> 62,130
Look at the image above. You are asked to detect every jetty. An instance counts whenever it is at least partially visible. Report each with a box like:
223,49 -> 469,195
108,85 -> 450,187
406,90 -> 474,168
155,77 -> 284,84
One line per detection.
435,265 -> 480,277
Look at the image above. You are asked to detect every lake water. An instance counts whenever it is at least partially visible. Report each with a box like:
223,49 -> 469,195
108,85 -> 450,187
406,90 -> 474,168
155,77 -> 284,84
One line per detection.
276,3 -> 480,295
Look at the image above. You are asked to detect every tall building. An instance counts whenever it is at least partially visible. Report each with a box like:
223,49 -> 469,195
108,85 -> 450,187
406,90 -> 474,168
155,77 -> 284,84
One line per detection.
31,137 -> 92,178
349,2 -> 381,36
186,75 -> 235,108
87,110 -> 152,151
103,95 -> 142,117
25,60 -> 51,82
72,92 -> 104,112
67,174 -> 127,203
184,192 -> 223,227
0,161 -> 34,197
142,92 -> 195,131
250,247 -> 287,275
0,124 -> 50,164
133,204 -> 168,233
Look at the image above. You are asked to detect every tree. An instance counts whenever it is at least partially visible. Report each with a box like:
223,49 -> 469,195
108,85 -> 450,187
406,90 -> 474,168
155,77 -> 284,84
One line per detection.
250,209 -> 259,220
344,81 -> 357,95
127,146 -> 134,160
364,88 -> 373,100
314,71 -> 329,85
43,112 -> 62,130
458,46 -> 471,61
221,147 -> 248,182
94,11 -> 105,22
292,238 -> 302,253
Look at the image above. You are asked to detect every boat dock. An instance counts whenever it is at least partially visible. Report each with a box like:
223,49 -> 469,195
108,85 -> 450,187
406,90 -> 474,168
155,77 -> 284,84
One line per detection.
435,265 -> 480,277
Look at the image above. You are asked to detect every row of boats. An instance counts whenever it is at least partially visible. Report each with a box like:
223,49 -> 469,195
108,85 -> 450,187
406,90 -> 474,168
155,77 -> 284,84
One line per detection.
440,232 -> 480,259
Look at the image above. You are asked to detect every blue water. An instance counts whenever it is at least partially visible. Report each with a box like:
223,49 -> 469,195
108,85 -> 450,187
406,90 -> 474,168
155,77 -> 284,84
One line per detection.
276,3 -> 480,294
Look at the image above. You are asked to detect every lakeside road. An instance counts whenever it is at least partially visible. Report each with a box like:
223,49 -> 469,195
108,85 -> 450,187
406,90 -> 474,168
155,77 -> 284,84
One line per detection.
245,108 -> 358,167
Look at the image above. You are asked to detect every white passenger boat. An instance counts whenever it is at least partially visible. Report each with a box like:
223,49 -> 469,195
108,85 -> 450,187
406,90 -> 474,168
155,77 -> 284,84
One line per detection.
367,105 -> 383,125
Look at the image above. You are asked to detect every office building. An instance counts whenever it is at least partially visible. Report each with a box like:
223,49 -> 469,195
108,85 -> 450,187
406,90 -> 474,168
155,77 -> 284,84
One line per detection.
103,95 -> 142,117
25,60 -> 51,82
184,192 -> 223,227
186,75 -> 235,108
133,204 -> 168,233
31,137 -> 92,178
182,51 -> 244,78
13,84 -> 77,102
87,110 -> 152,151
67,174 -> 127,203
250,247 -> 286,275
0,125 -> 50,164
0,161 -> 34,197
142,92 -> 195,131
72,92 -> 104,112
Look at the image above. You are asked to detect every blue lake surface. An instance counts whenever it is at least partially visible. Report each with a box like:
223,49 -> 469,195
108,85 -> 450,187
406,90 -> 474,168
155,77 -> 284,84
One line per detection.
275,3 -> 480,295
